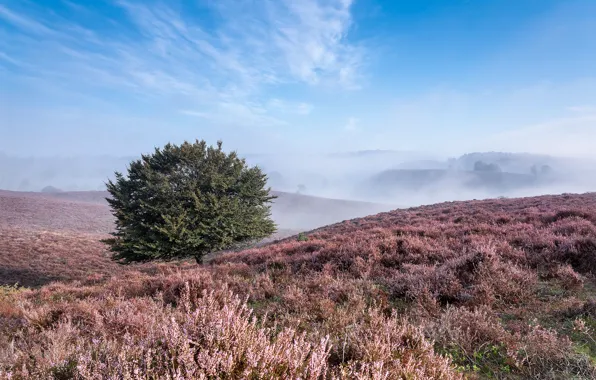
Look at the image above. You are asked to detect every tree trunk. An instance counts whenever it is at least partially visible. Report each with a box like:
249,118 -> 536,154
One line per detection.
194,254 -> 203,265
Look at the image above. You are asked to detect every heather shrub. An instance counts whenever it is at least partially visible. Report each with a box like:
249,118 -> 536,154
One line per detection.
427,307 -> 595,378
1,286 -> 332,379
386,247 -> 536,308
551,217 -> 596,237
550,264 -> 584,291
429,306 -> 516,375
336,308 -> 463,379
518,323 -> 596,379
473,256 -> 537,306
583,298 -> 596,318
545,209 -> 594,224
567,238 -> 596,274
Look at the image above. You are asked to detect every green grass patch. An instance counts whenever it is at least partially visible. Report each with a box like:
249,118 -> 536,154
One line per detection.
437,343 -> 514,378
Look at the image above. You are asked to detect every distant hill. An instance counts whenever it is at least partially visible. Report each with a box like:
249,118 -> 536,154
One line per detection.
0,189 -> 395,231
40,185 -> 63,193
454,151 -> 596,176
356,168 -> 551,203
371,169 -> 537,192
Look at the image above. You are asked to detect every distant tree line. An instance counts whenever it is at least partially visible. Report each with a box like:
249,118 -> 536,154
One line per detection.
531,164 -> 553,176
473,161 -> 502,172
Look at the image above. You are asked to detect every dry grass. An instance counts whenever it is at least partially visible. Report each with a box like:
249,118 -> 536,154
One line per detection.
1,192 -> 596,378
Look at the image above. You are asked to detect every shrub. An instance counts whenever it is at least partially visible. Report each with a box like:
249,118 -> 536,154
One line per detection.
429,306 -> 514,365
338,309 -> 463,379
104,140 -> 277,264
519,323 -> 595,378
1,287 -> 332,379
552,264 -> 584,291
297,232 -> 309,242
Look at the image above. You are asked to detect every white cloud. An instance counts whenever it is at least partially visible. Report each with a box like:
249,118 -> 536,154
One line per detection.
0,5 -> 56,36
0,0 -> 362,134
179,110 -> 210,118
267,99 -> 314,115
268,0 -> 360,86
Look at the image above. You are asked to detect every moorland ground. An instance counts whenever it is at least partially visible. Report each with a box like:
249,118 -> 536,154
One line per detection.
1,191 -> 595,378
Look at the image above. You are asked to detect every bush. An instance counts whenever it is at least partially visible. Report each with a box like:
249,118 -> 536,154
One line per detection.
297,233 -> 309,242
104,140 -> 277,264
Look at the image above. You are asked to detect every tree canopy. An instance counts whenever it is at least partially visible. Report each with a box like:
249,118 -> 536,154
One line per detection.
473,161 -> 501,173
104,140 -> 277,264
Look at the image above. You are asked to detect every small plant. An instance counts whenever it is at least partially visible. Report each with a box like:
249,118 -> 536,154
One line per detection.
297,233 -> 309,242
50,358 -> 78,380
0,284 -> 25,298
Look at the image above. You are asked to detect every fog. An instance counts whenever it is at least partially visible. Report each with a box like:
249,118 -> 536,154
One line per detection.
2,150 -> 596,230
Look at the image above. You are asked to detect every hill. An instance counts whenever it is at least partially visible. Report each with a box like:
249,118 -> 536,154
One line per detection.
370,169 -> 538,193
0,189 -> 392,230
1,193 -> 595,378
0,189 -> 391,287
359,169 -> 551,204
268,191 -> 392,229
0,190 -> 129,287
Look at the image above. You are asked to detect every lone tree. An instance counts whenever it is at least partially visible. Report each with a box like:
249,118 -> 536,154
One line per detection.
104,140 -> 277,264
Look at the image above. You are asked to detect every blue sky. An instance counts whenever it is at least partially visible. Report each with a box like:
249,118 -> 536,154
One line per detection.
1,0 -> 595,157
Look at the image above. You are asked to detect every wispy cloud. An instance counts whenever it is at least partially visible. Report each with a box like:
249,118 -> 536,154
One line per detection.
0,0 -> 362,133
267,99 -> 314,115
266,0 -> 362,87
0,5 -> 56,36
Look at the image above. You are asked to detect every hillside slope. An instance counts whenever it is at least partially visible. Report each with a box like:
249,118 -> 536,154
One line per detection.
0,191 -> 130,287
0,189 -> 393,230
1,193 -> 595,378
0,189 -> 391,287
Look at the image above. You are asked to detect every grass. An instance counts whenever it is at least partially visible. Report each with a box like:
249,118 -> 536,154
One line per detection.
0,192 -> 596,378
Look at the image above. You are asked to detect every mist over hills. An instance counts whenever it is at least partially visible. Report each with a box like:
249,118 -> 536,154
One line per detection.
0,153 -> 132,192
1,150 -> 595,208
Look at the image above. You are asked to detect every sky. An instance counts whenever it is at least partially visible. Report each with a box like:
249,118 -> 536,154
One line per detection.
1,0 -> 596,158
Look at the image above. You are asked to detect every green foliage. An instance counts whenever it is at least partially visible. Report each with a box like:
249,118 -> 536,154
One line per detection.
104,140 -> 277,264
570,317 -> 596,366
0,284 -> 26,299
438,343 -> 513,377
50,358 -> 78,380
297,233 -> 309,242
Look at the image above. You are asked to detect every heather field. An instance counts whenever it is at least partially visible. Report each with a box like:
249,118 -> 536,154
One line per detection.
1,192 -> 596,378
0,191 -> 130,288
